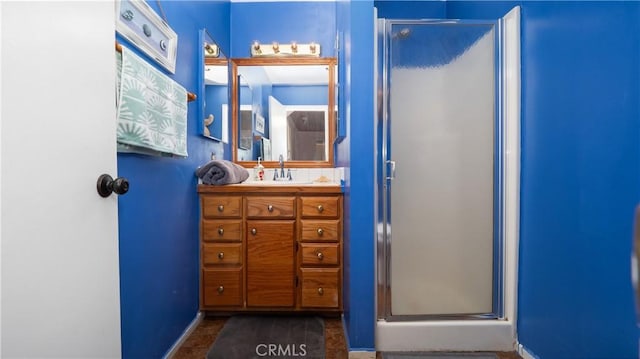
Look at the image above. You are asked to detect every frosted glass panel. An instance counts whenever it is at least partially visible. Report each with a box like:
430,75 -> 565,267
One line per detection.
389,24 -> 496,315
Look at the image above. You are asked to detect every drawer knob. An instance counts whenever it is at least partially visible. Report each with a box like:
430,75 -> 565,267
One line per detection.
317,228 -> 324,236
217,286 -> 224,294
218,228 -> 224,235
267,205 -> 274,212
318,287 -> 324,295
317,252 -> 324,260
317,204 -> 324,213
218,252 -> 224,260
251,228 -> 257,235
217,205 -> 224,212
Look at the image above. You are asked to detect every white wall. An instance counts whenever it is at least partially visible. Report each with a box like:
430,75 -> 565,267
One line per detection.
0,1 -> 3,354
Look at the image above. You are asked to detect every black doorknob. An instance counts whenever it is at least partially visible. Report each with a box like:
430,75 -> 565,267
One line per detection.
97,174 -> 129,198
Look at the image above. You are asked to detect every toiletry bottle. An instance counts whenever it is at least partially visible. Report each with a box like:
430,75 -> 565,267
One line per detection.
254,157 -> 265,181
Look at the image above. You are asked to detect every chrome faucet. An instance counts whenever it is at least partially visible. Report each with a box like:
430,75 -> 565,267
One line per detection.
279,154 -> 285,179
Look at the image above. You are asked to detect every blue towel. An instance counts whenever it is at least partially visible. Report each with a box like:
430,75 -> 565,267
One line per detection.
196,160 -> 250,185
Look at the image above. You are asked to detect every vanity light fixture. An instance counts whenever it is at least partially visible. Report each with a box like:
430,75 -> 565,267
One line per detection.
204,42 -> 219,58
252,41 -> 262,55
250,41 -> 321,57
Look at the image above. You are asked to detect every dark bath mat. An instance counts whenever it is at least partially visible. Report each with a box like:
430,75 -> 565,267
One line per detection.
382,353 -> 499,359
206,315 -> 325,359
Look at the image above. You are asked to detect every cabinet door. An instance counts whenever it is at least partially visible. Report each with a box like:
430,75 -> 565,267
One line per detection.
247,220 -> 295,307
202,220 -> 242,242
202,195 -> 242,218
202,243 -> 243,266
300,243 -> 340,266
300,267 -> 340,308
202,268 -> 243,307
246,196 -> 295,219
300,219 -> 341,242
300,196 -> 341,218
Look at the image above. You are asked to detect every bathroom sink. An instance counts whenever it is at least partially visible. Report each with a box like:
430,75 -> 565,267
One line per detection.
240,178 -> 343,186
242,180 -> 315,186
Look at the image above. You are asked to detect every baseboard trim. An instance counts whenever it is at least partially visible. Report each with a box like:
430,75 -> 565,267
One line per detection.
341,314 -> 351,349
517,342 -> 539,359
342,315 -> 376,357
349,351 -> 376,359
163,311 -> 204,359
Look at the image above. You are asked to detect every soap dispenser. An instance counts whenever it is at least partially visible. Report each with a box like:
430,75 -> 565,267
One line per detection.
254,157 -> 265,181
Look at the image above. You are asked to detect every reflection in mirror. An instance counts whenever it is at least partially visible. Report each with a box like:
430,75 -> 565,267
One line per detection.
238,76 -> 253,152
198,29 -> 228,142
269,97 -> 327,161
231,58 -> 337,168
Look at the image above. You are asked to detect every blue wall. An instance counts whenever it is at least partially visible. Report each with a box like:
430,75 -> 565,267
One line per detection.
336,0 -> 376,350
230,1 -> 337,58
379,1 -> 640,357
449,2 -> 640,358
272,85 -> 328,106
519,3 -> 639,357
375,0 -> 446,19
116,1 -> 230,357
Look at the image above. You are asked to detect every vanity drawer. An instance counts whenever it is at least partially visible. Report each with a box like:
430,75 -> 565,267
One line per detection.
202,220 -> 242,242
300,267 -> 340,308
246,196 -> 295,219
300,196 -> 340,218
203,243 -> 243,266
202,268 -> 243,307
202,196 -> 242,218
300,243 -> 339,266
300,220 -> 340,242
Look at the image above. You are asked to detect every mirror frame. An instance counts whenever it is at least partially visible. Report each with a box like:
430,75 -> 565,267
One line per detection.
198,28 -> 228,142
231,57 -> 337,168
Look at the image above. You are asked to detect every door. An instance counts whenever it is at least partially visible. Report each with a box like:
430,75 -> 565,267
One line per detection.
1,2 -> 122,357
247,220 -> 295,307
269,96 -> 288,160
381,20 -> 503,318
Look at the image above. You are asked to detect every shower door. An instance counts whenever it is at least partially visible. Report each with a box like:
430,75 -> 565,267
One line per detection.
378,20 -> 504,319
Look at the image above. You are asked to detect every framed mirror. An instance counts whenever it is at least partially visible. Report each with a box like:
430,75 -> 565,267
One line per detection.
231,57 -> 337,168
198,29 -> 228,142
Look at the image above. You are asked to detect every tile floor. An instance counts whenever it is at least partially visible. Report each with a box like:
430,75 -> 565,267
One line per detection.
172,315 -> 520,359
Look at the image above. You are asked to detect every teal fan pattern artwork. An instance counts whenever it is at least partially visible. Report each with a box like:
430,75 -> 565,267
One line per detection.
116,46 -> 188,157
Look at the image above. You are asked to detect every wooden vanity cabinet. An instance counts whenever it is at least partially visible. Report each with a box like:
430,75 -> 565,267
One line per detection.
200,195 -> 244,309
298,196 -> 343,309
198,184 -> 343,313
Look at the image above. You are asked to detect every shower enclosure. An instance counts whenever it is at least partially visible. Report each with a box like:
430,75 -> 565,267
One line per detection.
375,7 -> 521,352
